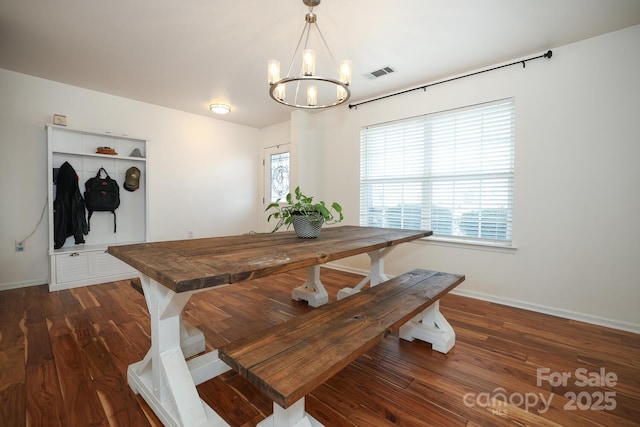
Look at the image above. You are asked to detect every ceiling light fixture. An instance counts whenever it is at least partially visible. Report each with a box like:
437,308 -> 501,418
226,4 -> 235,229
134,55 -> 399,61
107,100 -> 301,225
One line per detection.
210,103 -> 231,114
268,0 -> 352,109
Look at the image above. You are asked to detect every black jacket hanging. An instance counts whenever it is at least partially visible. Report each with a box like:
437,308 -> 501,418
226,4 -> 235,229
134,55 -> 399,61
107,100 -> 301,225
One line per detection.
53,161 -> 88,249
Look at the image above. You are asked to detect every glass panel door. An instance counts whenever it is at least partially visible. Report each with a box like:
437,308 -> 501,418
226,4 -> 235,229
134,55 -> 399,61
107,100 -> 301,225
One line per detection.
263,144 -> 290,231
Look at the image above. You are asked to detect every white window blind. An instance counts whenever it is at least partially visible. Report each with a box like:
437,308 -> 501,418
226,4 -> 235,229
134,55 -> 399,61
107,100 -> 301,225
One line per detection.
360,98 -> 515,244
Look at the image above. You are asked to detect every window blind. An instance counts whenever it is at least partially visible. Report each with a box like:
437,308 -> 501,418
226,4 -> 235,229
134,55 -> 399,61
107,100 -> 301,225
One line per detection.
360,98 -> 515,244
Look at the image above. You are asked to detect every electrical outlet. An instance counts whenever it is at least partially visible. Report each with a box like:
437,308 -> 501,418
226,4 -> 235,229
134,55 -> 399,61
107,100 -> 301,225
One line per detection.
188,230 -> 194,239
15,241 -> 25,252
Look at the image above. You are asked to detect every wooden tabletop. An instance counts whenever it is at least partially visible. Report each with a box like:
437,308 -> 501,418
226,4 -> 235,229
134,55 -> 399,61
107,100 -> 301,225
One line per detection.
107,226 -> 431,293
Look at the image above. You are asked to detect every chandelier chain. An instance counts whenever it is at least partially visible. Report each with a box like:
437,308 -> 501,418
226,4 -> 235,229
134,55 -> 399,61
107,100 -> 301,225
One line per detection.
313,21 -> 340,71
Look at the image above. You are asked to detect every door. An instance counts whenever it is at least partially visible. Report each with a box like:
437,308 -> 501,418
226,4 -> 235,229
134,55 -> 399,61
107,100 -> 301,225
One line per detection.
263,144 -> 290,232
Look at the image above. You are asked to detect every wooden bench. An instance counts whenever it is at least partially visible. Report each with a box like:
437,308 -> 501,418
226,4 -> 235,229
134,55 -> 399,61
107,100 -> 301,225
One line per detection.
219,268 -> 465,427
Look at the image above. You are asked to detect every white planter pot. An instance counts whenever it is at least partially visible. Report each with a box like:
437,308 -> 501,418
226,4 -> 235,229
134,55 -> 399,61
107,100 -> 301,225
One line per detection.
291,215 -> 324,238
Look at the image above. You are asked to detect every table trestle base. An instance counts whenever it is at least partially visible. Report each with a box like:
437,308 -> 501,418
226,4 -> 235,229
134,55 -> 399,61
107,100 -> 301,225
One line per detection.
399,300 -> 456,353
128,276 -> 231,426
257,398 -> 324,427
291,266 -> 328,307
180,321 -> 206,357
337,247 -> 394,300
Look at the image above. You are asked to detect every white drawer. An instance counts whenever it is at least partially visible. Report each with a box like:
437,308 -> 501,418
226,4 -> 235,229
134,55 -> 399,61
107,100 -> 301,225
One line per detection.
55,252 -> 90,283
93,251 -> 127,276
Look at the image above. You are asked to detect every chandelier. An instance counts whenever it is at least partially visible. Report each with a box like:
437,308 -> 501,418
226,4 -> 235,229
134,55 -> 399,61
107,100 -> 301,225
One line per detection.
267,0 -> 352,109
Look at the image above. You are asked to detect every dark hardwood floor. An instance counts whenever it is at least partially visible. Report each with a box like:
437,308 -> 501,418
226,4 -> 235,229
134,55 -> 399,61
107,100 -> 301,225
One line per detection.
1,268 -> 639,426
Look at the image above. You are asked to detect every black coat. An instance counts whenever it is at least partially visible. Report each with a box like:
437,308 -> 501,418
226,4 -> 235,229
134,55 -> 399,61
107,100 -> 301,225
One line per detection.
53,161 -> 88,249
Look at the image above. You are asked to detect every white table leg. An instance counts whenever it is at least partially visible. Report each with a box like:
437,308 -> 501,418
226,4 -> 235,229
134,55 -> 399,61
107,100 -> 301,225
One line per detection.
337,246 -> 394,299
136,276 -> 205,358
399,300 -> 456,353
128,275 -> 231,426
257,398 -> 324,427
291,266 -> 329,307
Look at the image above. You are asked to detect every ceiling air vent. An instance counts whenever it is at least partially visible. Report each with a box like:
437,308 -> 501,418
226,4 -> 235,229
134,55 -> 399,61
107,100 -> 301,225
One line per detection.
366,66 -> 395,79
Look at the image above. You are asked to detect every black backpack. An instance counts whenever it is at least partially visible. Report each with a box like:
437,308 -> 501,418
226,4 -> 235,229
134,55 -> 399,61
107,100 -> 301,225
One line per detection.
84,167 -> 120,232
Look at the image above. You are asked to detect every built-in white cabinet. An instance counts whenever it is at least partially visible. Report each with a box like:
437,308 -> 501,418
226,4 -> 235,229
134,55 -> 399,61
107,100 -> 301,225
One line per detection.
46,124 -> 147,291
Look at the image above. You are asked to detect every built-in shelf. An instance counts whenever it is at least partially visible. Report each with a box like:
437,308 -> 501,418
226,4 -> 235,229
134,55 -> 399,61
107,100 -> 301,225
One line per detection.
52,150 -> 147,162
46,124 -> 148,291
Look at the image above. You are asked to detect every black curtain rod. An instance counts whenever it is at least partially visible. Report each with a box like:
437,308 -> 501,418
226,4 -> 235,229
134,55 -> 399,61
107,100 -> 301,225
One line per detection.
348,50 -> 553,110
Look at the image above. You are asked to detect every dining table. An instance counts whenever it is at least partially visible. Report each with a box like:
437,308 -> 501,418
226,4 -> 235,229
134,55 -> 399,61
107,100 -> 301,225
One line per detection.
108,225 -> 431,427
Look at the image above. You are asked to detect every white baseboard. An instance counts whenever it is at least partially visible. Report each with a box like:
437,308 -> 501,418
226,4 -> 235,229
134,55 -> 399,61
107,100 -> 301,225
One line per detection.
323,263 -> 368,277
0,278 -> 47,292
324,263 -> 640,335
451,288 -> 640,335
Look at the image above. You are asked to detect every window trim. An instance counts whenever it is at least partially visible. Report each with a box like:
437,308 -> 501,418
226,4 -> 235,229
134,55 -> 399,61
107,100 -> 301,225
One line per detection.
422,235 -> 518,252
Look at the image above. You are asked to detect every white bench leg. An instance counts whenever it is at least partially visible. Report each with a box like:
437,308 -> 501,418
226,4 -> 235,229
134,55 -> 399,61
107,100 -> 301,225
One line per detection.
257,398 -> 324,427
292,266 -> 329,307
399,300 -> 456,353
338,247 -> 393,299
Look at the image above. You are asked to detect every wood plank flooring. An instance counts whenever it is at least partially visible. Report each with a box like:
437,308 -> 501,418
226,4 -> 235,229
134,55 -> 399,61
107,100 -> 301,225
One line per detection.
1,268 -> 639,426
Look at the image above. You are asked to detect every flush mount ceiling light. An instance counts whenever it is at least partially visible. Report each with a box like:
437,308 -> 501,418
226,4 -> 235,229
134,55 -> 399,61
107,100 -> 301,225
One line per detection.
268,0 -> 352,109
209,103 -> 231,114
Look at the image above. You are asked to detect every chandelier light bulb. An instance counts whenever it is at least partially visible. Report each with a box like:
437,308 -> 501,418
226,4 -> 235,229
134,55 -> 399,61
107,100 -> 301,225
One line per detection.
337,85 -> 347,102
268,60 -> 280,85
274,84 -> 286,101
302,49 -> 316,76
307,85 -> 317,106
339,60 -> 352,85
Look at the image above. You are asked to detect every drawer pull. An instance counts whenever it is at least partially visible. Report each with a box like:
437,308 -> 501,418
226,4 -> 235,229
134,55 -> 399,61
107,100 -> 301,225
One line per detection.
70,252 -> 80,257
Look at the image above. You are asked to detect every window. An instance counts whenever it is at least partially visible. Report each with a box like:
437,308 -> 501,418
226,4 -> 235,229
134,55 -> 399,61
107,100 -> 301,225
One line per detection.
360,98 -> 515,244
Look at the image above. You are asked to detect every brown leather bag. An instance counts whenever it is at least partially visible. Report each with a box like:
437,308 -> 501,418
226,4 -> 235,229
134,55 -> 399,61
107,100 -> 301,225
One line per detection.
97,146 -> 118,155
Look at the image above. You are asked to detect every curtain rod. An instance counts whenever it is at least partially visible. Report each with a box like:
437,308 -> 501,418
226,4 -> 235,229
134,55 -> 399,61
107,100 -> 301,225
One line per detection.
348,50 -> 553,110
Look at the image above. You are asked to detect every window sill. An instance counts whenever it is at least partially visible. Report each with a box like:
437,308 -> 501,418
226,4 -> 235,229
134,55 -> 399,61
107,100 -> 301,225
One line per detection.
416,235 -> 518,253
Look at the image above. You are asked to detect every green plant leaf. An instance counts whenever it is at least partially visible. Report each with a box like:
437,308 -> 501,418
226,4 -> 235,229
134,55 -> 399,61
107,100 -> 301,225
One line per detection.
264,187 -> 344,233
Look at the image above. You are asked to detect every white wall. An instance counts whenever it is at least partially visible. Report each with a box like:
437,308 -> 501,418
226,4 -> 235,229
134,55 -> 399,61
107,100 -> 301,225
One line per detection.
305,25 -> 640,332
0,69 -> 260,290
258,111 -> 324,232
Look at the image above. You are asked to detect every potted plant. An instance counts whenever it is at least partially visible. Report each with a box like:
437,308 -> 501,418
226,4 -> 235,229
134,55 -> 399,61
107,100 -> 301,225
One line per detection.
266,186 -> 343,238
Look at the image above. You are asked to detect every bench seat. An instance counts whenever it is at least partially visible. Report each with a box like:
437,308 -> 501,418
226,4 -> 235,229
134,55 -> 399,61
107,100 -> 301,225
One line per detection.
219,268 -> 464,425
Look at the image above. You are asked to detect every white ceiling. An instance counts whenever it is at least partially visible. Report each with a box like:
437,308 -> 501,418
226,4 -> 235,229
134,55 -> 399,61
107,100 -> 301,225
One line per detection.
1,0 -> 639,129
